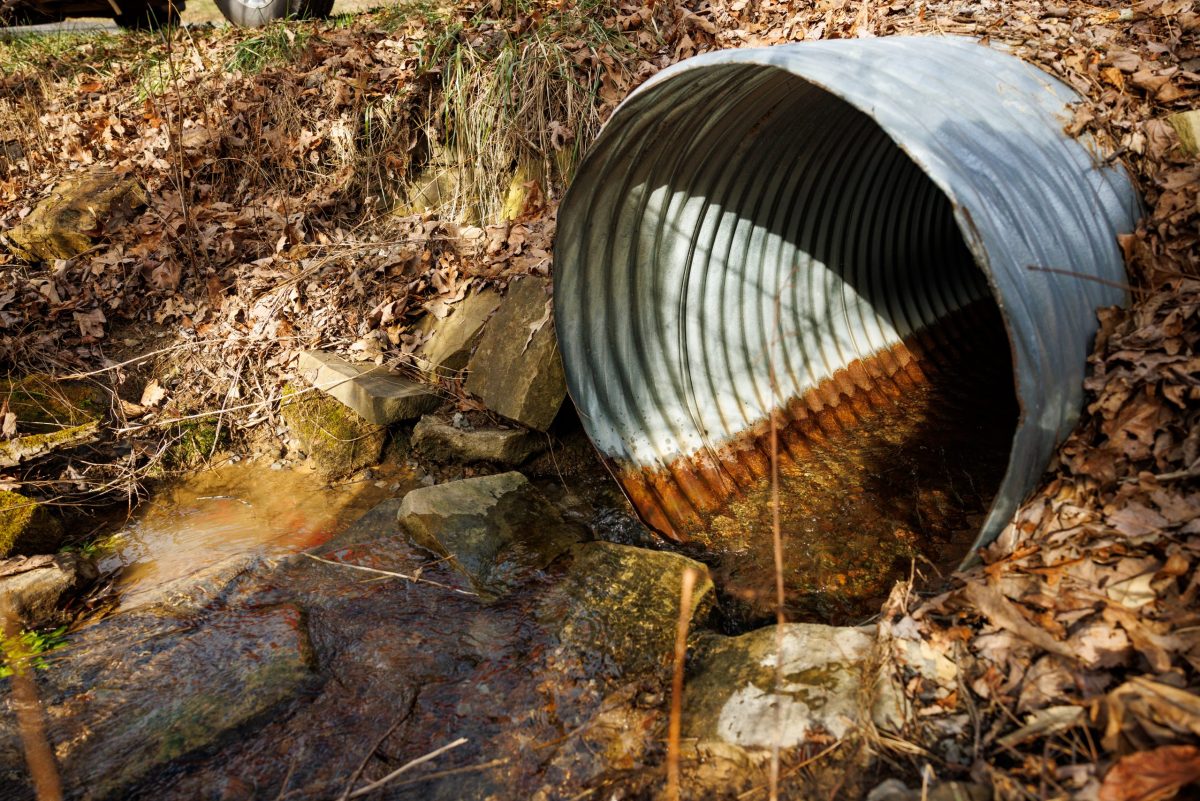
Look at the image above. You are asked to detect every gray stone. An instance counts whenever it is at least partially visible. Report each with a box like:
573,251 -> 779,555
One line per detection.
867,779 -> 918,801
684,623 -> 901,750
412,414 -> 545,465
0,553 -> 96,628
464,277 -> 566,431
0,603 -> 317,801
296,350 -> 438,425
397,472 -> 585,598
415,288 -> 502,378
541,541 -> 714,678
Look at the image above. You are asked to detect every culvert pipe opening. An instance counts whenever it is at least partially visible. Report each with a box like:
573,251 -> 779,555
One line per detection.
554,38 -> 1140,624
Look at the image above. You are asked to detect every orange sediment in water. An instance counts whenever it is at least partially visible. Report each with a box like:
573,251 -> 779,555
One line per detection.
614,300 -> 1019,625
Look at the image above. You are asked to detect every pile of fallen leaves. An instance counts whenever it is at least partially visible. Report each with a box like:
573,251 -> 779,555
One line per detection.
0,0 -> 1198,797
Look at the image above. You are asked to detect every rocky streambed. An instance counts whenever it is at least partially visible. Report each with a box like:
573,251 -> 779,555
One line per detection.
0,463 -> 917,801
0,272 -> 979,801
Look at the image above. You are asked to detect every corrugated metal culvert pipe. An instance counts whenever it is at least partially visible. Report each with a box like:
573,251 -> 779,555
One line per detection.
554,36 -> 1140,622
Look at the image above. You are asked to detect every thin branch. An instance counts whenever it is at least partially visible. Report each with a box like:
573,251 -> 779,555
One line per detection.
301,553 -> 477,596
336,717 -> 407,801
344,737 -> 468,799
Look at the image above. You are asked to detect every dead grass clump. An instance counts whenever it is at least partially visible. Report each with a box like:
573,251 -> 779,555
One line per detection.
409,4 -> 636,223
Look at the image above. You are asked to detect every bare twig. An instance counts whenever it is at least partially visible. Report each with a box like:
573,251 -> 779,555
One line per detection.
666,566 -> 698,801
1,599 -> 64,801
336,717 -> 407,801
301,553 -> 477,596
344,737 -> 468,799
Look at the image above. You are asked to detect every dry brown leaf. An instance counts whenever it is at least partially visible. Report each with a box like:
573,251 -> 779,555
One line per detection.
963,582 -> 1076,660
1099,744 -> 1200,801
1102,678 -> 1200,753
139,379 -> 167,409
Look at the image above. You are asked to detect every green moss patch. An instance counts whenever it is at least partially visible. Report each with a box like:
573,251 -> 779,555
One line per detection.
0,490 -> 64,557
281,383 -> 387,478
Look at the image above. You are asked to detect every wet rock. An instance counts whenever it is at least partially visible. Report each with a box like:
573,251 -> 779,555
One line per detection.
684,623 -> 900,750
0,490 -> 63,557
397,471 -> 585,597
0,553 -> 96,627
531,684 -> 664,800
415,288 -> 502,378
412,414 -> 544,465
281,382 -> 388,478
464,276 -> 566,431
3,169 -> 147,262
0,603 -> 318,801
542,541 -> 714,678
296,349 -> 438,425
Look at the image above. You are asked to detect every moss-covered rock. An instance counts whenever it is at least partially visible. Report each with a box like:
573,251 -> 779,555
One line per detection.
281,383 -> 387,478
540,541 -> 714,679
1,374 -> 106,430
0,491 -> 63,557
165,419 -> 228,469
3,170 -> 147,262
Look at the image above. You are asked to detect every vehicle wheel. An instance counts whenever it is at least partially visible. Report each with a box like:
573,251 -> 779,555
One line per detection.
214,0 -> 332,27
114,0 -> 181,29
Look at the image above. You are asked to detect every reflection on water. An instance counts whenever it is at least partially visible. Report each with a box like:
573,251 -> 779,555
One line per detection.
98,461 -> 414,610
702,302 -> 1019,626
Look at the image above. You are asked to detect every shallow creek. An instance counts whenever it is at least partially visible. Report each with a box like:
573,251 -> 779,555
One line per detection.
96,461 -> 412,612
1,378 -> 1014,799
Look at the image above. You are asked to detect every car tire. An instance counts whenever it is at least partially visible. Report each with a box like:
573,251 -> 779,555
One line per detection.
214,0 -> 332,27
114,0 -> 181,28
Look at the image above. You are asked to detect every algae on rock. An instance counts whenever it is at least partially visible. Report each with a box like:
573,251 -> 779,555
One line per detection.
0,490 -> 64,558
281,383 -> 388,478
541,541 -> 715,678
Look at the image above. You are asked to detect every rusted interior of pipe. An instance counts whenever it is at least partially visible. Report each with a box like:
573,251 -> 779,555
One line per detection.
556,44 -> 1135,625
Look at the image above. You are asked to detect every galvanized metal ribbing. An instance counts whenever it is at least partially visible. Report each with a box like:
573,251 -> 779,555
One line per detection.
555,36 -> 1140,555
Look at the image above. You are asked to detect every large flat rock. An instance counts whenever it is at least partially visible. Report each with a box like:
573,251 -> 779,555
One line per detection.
541,541 -> 715,679
415,287 -> 502,378
0,603 -> 318,801
464,277 -> 566,431
684,623 -> 900,750
397,471 -> 585,598
296,350 -> 438,425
